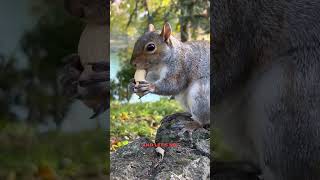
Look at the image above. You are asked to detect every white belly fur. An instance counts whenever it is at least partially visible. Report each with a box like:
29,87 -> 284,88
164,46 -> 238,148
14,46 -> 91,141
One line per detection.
175,80 -> 210,123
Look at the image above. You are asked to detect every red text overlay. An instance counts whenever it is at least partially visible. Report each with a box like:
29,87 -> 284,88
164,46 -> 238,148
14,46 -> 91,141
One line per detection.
142,143 -> 179,148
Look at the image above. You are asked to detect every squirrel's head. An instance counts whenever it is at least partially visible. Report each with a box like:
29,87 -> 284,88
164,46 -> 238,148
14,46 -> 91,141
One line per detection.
130,23 -> 173,70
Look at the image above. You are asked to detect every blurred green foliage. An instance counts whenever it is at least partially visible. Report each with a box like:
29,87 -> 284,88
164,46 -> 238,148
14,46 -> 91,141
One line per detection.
20,1 -> 83,127
0,0 -> 109,178
111,0 -> 210,39
0,0 -> 84,127
110,48 -> 135,101
0,121 -> 108,179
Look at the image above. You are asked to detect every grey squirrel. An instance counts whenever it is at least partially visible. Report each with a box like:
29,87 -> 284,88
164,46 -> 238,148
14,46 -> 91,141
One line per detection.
130,23 -> 210,129
212,0 -> 320,179
60,0 -> 109,118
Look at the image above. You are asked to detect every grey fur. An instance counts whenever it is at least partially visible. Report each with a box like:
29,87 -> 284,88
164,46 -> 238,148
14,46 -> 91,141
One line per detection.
212,0 -> 320,179
131,23 -> 210,126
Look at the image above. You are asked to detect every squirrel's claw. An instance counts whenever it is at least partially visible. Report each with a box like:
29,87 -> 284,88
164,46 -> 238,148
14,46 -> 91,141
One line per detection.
133,81 -> 155,97
128,78 -> 136,93
59,54 -> 82,98
127,79 -> 149,98
136,84 -> 150,91
135,81 -> 155,93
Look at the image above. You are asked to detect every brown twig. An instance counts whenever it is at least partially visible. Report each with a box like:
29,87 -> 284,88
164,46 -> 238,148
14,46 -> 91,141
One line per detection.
126,0 -> 140,29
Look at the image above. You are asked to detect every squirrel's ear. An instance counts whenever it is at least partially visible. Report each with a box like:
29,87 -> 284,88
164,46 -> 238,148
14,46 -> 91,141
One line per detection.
160,22 -> 172,41
148,24 -> 155,32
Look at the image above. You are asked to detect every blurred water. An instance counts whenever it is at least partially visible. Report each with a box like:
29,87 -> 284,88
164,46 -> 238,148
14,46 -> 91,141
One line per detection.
110,53 -> 120,81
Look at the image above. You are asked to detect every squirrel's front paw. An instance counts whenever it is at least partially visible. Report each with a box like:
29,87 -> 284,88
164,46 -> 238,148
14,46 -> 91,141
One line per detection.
134,81 -> 155,97
59,54 -> 82,98
128,78 -> 136,93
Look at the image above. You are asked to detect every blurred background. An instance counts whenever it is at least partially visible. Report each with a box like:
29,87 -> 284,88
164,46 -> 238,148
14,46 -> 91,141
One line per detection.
0,0 -> 108,179
110,0 -> 210,151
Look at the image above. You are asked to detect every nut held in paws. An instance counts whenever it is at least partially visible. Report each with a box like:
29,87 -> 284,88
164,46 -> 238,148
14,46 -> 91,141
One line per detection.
134,69 -> 146,87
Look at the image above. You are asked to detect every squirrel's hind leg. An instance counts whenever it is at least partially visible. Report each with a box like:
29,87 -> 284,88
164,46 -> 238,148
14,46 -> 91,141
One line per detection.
187,79 -> 210,126
174,80 -> 210,138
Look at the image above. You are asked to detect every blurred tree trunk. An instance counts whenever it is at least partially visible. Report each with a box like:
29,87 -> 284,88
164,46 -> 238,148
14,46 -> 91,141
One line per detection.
179,0 -> 194,42
180,4 -> 188,42
180,16 -> 188,42
143,0 -> 153,26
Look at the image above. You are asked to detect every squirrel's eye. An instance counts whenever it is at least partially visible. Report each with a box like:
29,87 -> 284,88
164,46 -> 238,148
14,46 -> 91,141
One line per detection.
146,43 -> 156,52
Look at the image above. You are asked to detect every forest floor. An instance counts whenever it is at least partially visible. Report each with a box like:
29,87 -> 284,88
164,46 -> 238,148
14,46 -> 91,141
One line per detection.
0,122 -> 108,179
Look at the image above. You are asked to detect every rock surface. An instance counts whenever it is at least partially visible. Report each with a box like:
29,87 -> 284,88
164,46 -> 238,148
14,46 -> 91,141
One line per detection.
110,113 -> 210,180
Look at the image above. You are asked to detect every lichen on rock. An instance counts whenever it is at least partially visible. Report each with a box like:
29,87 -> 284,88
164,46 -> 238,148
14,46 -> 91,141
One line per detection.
110,113 -> 210,180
